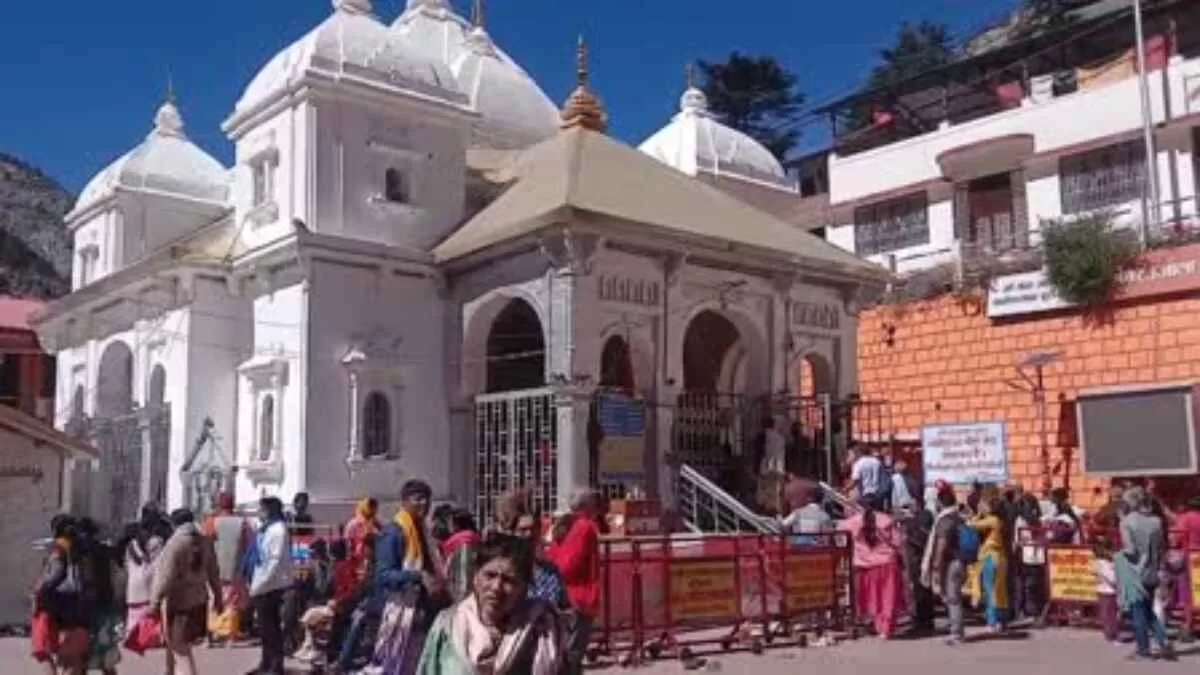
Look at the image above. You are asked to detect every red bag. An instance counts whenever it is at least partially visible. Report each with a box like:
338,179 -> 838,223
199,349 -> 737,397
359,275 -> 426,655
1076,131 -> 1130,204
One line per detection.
30,611 -> 55,662
123,612 -> 164,655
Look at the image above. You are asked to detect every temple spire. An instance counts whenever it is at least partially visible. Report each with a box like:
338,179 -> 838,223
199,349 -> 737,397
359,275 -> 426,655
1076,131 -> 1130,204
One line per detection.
472,0 -> 485,28
679,61 -> 710,115
560,35 -> 608,133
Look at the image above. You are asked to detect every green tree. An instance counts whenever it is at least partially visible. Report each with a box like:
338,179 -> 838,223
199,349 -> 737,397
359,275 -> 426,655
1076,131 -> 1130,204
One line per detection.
696,53 -> 805,160
844,21 -> 956,132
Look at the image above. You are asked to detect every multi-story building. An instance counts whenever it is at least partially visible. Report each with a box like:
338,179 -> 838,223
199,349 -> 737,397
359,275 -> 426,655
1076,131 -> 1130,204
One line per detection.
809,0 -> 1200,506
0,296 -> 54,421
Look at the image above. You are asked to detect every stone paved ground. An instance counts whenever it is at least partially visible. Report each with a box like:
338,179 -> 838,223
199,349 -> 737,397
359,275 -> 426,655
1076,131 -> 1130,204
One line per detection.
2,626 -> 1198,674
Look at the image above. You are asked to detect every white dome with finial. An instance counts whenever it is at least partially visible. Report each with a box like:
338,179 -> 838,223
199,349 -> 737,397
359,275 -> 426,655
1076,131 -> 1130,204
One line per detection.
71,98 -> 230,220
232,0 -> 463,122
640,66 -> 790,187
395,0 -> 558,149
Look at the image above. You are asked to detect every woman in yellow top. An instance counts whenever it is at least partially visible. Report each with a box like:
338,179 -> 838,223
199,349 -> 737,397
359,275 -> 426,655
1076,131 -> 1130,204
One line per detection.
969,495 -> 1009,631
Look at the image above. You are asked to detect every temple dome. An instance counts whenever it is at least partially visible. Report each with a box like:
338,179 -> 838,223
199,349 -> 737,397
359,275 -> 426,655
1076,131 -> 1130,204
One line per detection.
72,99 -> 229,220
233,0 -> 462,121
639,76 -> 790,187
394,0 -> 558,149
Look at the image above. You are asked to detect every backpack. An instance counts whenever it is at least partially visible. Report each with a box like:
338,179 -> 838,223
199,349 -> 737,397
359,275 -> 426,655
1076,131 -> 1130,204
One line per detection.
956,522 -> 981,564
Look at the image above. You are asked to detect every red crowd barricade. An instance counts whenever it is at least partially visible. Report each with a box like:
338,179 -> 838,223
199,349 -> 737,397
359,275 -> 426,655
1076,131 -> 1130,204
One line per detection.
591,531 -> 854,665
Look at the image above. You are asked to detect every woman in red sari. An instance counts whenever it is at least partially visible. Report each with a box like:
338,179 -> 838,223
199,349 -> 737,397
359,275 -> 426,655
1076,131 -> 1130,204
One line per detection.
838,503 -> 905,638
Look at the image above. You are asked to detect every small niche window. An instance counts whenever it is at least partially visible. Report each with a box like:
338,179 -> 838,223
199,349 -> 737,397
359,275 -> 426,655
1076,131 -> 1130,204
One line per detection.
258,394 -> 276,461
251,159 -> 276,208
384,168 -> 409,204
362,391 -> 392,459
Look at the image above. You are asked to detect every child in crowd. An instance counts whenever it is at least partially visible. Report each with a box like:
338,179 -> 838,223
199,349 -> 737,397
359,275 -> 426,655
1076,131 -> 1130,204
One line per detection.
294,539 -> 357,664
1091,537 -> 1120,645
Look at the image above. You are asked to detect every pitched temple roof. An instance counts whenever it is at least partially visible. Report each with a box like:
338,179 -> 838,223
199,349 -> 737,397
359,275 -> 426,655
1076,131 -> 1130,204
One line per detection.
433,124 -> 886,281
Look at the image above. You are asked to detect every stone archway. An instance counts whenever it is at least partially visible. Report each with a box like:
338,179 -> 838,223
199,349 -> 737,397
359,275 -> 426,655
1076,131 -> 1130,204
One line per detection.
94,340 -> 142,525
485,298 -> 546,393
681,308 -> 766,394
796,352 -> 835,397
96,341 -> 134,418
599,335 -> 635,391
147,364 -> 170,507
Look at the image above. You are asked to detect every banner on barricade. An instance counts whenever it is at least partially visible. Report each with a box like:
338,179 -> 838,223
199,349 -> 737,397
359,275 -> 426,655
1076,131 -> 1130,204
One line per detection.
1190,551 -> 1200,608
786,551 -> 837,612
669,559 -> 739,622
1047,548 -> 1097,603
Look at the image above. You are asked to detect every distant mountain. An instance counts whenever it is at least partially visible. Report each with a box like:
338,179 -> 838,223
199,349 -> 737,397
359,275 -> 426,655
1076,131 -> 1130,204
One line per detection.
0,153 -> 72,299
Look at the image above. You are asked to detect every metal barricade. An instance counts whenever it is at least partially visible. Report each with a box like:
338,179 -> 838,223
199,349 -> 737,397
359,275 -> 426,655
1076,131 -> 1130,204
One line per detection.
590,532 -> 854,665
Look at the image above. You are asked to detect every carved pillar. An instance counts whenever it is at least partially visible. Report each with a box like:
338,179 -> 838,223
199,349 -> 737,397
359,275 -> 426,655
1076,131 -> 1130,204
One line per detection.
655,382 -> 682,505
554,384 -> 594,512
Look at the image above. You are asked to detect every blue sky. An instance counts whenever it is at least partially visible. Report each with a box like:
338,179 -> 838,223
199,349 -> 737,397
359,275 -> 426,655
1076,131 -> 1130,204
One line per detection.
1,0 -> 1017,194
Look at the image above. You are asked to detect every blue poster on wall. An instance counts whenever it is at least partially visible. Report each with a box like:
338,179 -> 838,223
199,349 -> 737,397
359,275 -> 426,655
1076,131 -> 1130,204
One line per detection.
597,393 -> 647,485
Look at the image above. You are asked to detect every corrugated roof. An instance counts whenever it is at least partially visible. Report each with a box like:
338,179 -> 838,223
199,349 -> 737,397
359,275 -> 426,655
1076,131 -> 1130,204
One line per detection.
0,297 -> 44,331
434,126 -> 886,281
0,404 -> 97,459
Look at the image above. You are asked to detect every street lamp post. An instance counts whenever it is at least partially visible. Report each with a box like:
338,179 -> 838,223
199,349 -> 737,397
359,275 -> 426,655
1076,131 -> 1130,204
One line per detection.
1132,0 -> 1161,246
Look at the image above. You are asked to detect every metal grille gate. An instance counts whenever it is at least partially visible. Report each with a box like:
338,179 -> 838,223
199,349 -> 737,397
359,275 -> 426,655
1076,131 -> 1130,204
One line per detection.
473,388 -> 557,527
670,393 -> 892,495
84,405 -> 171,528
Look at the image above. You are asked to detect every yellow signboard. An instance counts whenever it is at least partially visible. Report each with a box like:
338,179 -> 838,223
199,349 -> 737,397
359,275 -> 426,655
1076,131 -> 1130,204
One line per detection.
785,552 -> 837,612
1047,548 -> 1097,603
669,559 -> 739,622
1189,552 -> 1200,608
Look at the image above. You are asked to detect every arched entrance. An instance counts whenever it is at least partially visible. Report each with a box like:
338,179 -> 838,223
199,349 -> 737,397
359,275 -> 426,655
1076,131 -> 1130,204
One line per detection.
675,309 -> 767,490
796,353 -> 834,398
486,299 -> 545,393
470,296 -> 556,527
94,341 -> 142,525
146,364 -> 170,508
599,335 -> 635,391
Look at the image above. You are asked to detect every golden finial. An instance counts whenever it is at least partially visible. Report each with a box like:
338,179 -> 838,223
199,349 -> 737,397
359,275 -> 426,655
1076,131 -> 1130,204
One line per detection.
576,34 -> 589,87
686,62 -> 695,89
560,34 -> 607,133
166,69 -> 176,104
471,0 -> 484,29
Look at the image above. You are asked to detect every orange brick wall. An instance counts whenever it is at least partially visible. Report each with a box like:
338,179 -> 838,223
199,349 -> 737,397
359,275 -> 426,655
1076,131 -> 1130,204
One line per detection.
857,293 -> 1200,509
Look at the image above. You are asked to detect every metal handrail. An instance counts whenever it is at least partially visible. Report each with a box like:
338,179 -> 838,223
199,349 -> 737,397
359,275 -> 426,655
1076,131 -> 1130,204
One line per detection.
675,463 -> 780,534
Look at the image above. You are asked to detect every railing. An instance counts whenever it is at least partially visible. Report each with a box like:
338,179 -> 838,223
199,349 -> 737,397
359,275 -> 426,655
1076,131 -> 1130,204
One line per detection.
674,463 -> 779,534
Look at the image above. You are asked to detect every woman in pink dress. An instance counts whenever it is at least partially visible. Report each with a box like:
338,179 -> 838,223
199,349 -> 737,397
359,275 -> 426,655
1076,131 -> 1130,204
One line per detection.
838,503 -> 905,638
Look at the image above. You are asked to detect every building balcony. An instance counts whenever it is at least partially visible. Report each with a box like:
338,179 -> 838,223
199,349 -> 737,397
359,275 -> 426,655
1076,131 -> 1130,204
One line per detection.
828,54 -> 1197,207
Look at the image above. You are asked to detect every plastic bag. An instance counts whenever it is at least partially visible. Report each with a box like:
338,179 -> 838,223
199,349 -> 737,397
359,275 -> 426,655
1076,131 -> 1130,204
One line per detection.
123,612 -> 164,655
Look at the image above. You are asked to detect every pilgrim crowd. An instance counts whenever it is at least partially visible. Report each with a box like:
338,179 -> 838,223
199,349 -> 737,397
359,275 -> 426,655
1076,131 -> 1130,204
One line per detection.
770,444 -> 1199,660
28,482 -> 604,675
25,445 -> 1200,675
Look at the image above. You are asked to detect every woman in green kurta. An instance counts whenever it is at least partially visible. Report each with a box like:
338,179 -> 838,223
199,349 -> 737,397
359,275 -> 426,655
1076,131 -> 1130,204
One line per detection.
417,534 -> 563,675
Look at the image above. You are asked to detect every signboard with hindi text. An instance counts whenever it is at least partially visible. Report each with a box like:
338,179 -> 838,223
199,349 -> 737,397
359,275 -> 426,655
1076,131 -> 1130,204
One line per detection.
785,551 -> 837,612
596,393 -> 647,485
668,559 -> 740,622
921,422 -> 1008,486
1047,548 -> 1097,603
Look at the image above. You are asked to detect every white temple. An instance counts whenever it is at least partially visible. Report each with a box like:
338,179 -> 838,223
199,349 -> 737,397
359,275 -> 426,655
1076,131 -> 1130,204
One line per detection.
33,0 -> 885,525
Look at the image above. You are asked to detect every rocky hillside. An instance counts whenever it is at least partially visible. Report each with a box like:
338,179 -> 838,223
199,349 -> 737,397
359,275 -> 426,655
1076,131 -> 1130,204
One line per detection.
0,153 -> 72,298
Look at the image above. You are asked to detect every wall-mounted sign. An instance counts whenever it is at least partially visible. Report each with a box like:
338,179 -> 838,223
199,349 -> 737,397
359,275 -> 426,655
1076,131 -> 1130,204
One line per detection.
921,421 -> 1008,486
596,393 -> 646,485
986,270 -> 1071,318
597,275 -> 661,308
0,466 -> 44,483
790,301 -> 841,331
988,242 -> 1200,318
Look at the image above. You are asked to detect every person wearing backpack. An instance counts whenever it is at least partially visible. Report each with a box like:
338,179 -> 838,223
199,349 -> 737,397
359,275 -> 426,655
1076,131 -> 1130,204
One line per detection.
967,492 -> 1010,633
31,514 -> 89,675
150,509 -> 223,675
922,487 -> 967,644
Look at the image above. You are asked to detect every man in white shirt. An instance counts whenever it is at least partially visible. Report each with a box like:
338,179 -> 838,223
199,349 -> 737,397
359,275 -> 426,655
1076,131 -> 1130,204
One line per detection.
757,418 -> 788,514
249,496 -> 294,675
850,447 -> 885,509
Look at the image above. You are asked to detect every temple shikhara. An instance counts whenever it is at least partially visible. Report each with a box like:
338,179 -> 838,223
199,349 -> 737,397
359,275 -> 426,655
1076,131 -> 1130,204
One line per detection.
33,0 -> 885,524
